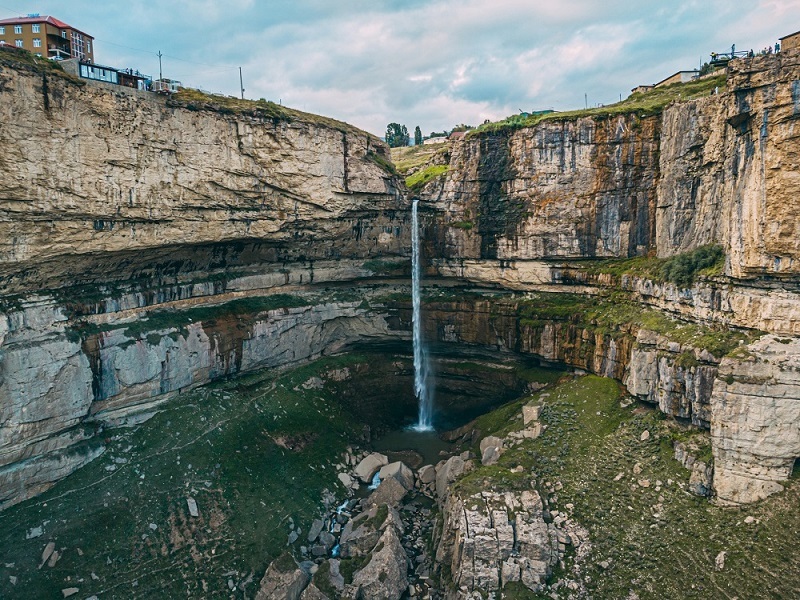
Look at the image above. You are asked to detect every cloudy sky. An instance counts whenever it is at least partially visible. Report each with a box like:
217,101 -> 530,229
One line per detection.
1,1 -> 798,135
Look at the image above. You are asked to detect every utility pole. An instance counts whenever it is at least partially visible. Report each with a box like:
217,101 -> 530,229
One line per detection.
157,50 -> 163,81
585,93 -> 588,109
239,67 -> 245,100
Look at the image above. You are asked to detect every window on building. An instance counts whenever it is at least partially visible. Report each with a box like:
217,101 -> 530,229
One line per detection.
15,39 -> 23,47
0,27 -> 5,35
32,24 -> 40,33
62,30 -> 67,38
33,38 -> 41,48
86,40 -> 91,53
71,32 -> 86,60
14,25 -> 22,34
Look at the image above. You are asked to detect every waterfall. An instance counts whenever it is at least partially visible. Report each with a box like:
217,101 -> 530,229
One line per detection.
411,198 -> 433,431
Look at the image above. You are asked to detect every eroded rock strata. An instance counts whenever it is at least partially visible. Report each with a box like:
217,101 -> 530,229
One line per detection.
0,48 -> 799,520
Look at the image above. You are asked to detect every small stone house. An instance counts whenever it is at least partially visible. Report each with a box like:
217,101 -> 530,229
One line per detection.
655,70 -> 700,88
780,30 -> 800,52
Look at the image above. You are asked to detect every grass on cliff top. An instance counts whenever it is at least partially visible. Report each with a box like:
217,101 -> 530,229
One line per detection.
390,143 -> 449,175
0,353 -> 376,599
0,46 -> 84,84
406,164 -> 449,191
472,73 -> 727,136
169,88 -> 373,137
449,374 -> 800,600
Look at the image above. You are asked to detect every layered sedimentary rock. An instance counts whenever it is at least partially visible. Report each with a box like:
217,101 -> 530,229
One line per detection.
711,335 -> 800,504
0,294 -> 401,509
0,54 -> 411,508
414,52 -> 800,503
2,46 -> 800,514
658,53 -> 800,277
0,56 -> 406,293
422,53 -> 800,279
410,297 -> 720,427
427,114 -> 660,261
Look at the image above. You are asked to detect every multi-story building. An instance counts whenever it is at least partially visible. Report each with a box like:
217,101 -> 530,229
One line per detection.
0,14 -> 94,62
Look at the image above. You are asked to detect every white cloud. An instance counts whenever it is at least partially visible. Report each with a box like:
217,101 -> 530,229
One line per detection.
2,0 -> 799,134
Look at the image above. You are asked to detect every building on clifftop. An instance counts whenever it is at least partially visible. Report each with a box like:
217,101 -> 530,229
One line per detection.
0,14 -> 94,62
780,30 -> 800,52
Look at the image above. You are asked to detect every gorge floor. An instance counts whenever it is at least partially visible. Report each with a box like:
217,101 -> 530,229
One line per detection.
1,354 -> 798,599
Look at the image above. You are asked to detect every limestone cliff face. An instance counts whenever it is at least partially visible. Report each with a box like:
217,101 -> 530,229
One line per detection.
426,114 -> 659,261
711,335 -> 800,504
422,51 -> 800,280
2,49 -> 800,514
402,298 -> 719,427
0,58 -> 406,293
0,292 -> 403,509
0,55 -> 414,508
657,53 -> 800,278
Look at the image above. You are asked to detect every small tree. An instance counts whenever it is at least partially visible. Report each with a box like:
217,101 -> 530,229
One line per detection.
385,123 -> 409,148
414,126 -> 422,146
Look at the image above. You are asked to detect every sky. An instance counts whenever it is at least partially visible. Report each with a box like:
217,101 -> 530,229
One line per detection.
1,0 -> 798,136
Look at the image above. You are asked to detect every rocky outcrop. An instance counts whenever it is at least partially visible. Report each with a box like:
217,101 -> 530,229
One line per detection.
624,329 -> 719,427
435,489 -> 583,598
0,293 -> 401,510
347,526 -> 408,600
711,335 -> 800,504
256,554 -> 310,600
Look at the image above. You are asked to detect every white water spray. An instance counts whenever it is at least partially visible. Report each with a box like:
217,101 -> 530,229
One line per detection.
411,198 -> 433,431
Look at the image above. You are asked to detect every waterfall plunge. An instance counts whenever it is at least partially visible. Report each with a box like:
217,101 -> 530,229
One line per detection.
411,198 -> 433,431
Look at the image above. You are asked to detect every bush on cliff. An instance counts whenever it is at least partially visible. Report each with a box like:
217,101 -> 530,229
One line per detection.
660,244 -> 724,288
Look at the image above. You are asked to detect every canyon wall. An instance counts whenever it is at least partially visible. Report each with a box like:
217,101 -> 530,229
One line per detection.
423,52 -> 800,279
0,55 -> 407,294
0,53 -> 413,508
1,48 -> 799,510
414,51 -> 800,504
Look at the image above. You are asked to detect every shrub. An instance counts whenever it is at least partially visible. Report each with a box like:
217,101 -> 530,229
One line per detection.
660,245 -> 724,288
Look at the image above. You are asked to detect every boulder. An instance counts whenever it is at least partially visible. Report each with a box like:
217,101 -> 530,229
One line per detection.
186,497 -> 199,517
307,519 -> 324,543
418,465 -> 436,485
299,583 -> 329,600
378,461 -> 414,490
688,461 -> 714,497
354,453 -> 389,484
318,532 -> 336,551
350,526 -> 408,600
337,473 -> 355,489
367,476 -> 408,507
522,404 -> 542,425
328,559 -> 345,591
521,423 -> 543,439
481,445 -> 502,466
435,455 -> 472,499
255,553 -> 310,600
340,505 -> 403,558
479,436 -> 504,455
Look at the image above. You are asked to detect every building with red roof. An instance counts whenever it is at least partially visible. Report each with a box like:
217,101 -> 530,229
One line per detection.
0,14 -> 94,62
